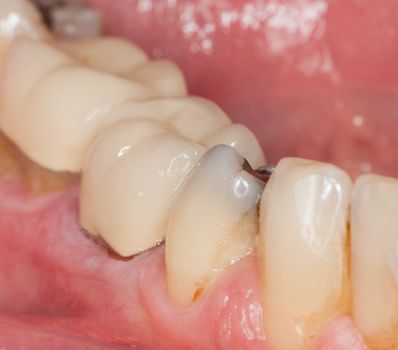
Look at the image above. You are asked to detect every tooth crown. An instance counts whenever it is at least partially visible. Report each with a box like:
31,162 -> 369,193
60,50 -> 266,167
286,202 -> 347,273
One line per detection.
351,174 -> 398,350
125,59 -> 187,98
166,145 -> 264,306
259,157 -> 352,350
0,38 -> 187,172
80,119 -> 206,257
58,37 -> 149,76
203,123 -> 265,169
59,38 -> 187,97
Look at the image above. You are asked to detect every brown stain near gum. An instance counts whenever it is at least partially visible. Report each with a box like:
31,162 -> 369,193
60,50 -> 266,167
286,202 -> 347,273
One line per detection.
0,131 -> 78,194
300,209 -> 353,350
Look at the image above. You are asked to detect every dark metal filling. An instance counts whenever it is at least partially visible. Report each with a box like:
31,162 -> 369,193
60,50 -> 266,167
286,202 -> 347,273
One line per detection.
243,159 -> 275,184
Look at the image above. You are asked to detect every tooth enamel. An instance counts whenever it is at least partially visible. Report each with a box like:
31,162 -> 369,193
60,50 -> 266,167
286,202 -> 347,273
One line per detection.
0,0 -> 49,61
351,174 -> 398,350
0,38 -> 161,172
103,96 -> 231,143
125,59 -> 187,97
259,157 -> 352,350
58,37 -> 148,76
203,123 -> 265,169
59,38 -> 187,97
80,119 -> 206,257
166,145 -> 264,306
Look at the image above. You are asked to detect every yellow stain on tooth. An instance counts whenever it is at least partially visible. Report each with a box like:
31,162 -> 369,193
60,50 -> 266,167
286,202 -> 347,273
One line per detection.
166,145 -> 264,306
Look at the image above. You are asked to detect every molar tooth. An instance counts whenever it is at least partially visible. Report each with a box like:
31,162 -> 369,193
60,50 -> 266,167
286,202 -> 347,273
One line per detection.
107,96 -> 231,144
0,38 -> 156,172
351,174 -> 398,350
259,157 -> 351,350
58,37 -> 148,76
166,145 -> 264,306
80,119 -> 205,257
59,38 -> 187,97
203,123 -> 265,169
125,59 -> 187,98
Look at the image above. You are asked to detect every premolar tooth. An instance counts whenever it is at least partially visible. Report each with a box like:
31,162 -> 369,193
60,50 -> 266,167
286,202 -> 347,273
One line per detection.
166,145 -> 264,306
203,123 -> 265,169
351,174 -> 398,350
80,119 -> 205,257
259,157 -> 352,350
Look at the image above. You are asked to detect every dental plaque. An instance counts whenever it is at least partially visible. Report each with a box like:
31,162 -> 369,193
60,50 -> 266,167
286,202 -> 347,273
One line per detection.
0,1 -> 397,350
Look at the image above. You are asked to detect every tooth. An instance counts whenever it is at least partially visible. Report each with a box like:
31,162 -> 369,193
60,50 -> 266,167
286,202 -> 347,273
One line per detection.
0,38 -> 157,172
58,37 -> 148,76
80,119 -> 206,257
166,145 -> 264,306
106,96 -> 231,144
125,59 -> 187,98
203,123 -> 265,169
59,37 -> 187,97
0,0 -> 49,61
351,174 -> 398,350
0,38 -> 73,120
259,157 -> 352,350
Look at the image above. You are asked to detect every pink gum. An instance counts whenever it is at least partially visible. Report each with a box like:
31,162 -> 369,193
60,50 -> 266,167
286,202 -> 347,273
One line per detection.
0,182 -> 366,349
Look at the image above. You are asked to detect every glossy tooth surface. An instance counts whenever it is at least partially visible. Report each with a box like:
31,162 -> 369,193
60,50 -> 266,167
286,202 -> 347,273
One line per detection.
203,123 -> 265,169
59,37 -> 187,97
166,145 -> 264,306
0,0 -> 49,61
259,157 -> 352,350
351,174 -> 398,350
0,38 -> 157,172
80,119 -> 205,257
